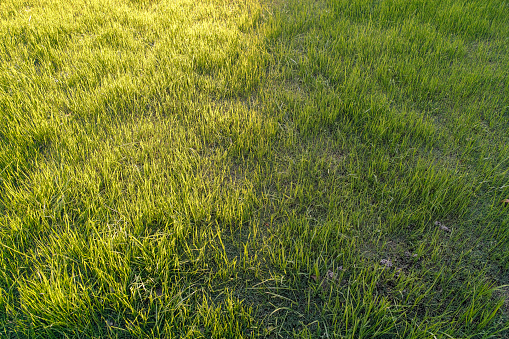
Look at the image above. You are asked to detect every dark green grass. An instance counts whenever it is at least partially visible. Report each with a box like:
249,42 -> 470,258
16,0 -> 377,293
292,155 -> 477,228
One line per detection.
1,0 -> 508,337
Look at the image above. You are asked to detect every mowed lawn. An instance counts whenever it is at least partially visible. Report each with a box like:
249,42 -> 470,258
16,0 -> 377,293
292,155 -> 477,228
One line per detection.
0,0 -> 508,337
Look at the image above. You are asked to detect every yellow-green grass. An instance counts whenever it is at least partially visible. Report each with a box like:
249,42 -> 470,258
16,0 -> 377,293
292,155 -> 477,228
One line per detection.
0,0 -> 508,337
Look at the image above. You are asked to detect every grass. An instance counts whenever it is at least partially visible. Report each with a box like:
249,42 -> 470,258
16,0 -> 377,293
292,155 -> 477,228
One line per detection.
0,0 -> 508,337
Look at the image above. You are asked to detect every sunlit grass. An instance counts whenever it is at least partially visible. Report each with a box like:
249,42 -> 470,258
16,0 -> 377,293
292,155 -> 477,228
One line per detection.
1,0 -> 508,337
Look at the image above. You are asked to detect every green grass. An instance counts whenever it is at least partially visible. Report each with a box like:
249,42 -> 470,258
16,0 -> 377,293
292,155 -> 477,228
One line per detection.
1,0 -> 508,337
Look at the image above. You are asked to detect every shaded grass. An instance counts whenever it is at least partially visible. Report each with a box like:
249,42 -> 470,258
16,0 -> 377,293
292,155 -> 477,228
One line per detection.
1,0 -> 508,337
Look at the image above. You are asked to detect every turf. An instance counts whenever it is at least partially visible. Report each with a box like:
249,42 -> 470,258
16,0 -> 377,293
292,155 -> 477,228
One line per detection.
0,0 -> 508,337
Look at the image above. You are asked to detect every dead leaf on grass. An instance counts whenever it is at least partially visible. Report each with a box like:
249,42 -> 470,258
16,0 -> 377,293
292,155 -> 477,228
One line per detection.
502,199 -> 509,206
434,221 -> 451,232
440,225 -> 451,232
325,270 -> 336,280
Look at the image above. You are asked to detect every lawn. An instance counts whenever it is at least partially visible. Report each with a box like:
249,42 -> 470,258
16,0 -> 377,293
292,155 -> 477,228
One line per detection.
0,0 -> 508,337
